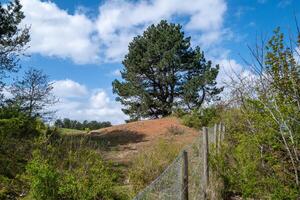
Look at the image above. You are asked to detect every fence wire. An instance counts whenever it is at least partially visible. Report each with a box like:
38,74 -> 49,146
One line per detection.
132,124 -> 224,200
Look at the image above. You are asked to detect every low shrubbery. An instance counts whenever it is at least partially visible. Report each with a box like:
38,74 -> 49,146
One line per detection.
21,131 -> 129,200
181,106 -> 221,129
210,28 -> 300,199
210,108 -> 299,199
0,112 -> 128,200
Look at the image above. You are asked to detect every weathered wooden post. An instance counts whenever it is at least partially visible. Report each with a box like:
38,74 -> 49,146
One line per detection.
182,150 -> 189,200
202,127 -> 209,199
221,123 -> 226,141
214,124 -> 219,153
218,123 -> 222,149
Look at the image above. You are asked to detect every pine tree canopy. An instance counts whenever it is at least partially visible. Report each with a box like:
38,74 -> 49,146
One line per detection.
112,20 -> 222,120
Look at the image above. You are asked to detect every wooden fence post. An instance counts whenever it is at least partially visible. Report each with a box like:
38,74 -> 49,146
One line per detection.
182,150 -> 189,200
202,127 -> 209,199
221,123 -> 225,141
214,124 -> 218,153
218,123 -> 222,149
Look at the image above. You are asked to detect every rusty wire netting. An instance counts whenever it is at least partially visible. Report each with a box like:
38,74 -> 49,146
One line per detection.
132,124 -> 224,200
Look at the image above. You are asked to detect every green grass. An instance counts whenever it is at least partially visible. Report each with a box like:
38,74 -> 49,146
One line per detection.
59,128 -> 86,135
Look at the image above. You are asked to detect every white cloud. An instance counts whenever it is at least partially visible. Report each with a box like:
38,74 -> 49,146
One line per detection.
20,0 -> 228,63
217,59 -> 244,84
90,90 -> 110,108
96,0 -> 227,61
216,58 -> 257,101
20,0 -> 100,64
51,79 -> 127,124
52,79 -> 88,98
1,87 -> 13,99
294,47 -> 300,64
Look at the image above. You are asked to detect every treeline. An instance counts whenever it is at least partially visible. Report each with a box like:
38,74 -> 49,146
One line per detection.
54,118 -> 112,130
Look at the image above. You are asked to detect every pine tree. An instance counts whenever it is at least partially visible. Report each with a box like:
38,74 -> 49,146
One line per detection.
11,68 -> 56,119
113,20 -> 222,120
0,0 -> 30,99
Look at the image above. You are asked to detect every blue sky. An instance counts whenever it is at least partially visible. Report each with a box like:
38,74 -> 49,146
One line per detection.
16,0 -> 300,124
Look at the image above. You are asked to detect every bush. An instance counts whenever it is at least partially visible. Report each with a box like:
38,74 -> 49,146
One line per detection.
24,135 -> 127,200
129,139 -> 181,193
210,108 -> 300,200
0,105 -> 44,199
25,151 -> 60,200
181,107 -> 220,129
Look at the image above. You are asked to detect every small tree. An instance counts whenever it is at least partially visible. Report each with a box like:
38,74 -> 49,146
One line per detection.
54,119 -> 63,128
113,20 -> 222,120
0,0 -> 30,100
11,68 -> 56,119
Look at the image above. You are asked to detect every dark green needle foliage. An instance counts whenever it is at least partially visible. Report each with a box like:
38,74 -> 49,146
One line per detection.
0,0 -> 30,100
113,20 -> 222,120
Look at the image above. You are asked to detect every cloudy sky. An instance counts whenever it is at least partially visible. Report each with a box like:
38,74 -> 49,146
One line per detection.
16,0 -> 299,124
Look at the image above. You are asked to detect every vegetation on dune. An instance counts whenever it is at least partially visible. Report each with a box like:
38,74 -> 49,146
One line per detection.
23,132 -> 128,200
0,1 -> 120,199
193,28 -> 299,199
1,0 -> 300,199
129,139 -> 182,193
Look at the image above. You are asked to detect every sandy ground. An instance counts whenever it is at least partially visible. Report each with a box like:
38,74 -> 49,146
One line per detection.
90,117 -> 200,163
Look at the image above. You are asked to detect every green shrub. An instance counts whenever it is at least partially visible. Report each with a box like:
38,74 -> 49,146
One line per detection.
181,107 -> 219,128
129,139 -> 181,193
172,108 -> 187,118
210,108 -> 300,200
25,151 -> 60,200
24,137 -> 126,200
0,107 -> 42,200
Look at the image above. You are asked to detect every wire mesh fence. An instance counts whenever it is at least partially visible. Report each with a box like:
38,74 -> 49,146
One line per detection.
132,123 -> 225,200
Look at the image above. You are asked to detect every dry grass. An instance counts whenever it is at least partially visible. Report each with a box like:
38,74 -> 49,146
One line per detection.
90,117 -> 199,163
59,117 -> 200,194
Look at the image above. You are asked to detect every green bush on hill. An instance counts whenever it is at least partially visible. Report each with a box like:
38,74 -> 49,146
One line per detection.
24,140 -> 126,200
181,106 -> 221,129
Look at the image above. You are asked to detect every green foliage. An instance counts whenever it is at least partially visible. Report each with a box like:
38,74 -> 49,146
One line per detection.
210,28 -> 300,199
113,20 -> 222,120
25,151 -> 60,200
129,139 -> 181,193
11,68 -> 56,119
211,109 -> 299,199
0,0 -> 30,97
0,2 -> 122,200
54,118 -> 111,130
0,105 -> 121,200
181,107 -> 219,128
24,134 -> 127,200
0,104 -> 43,200
84,127 -> 90,133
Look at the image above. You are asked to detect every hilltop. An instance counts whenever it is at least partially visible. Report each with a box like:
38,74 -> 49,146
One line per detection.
90,117 -> 199,163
